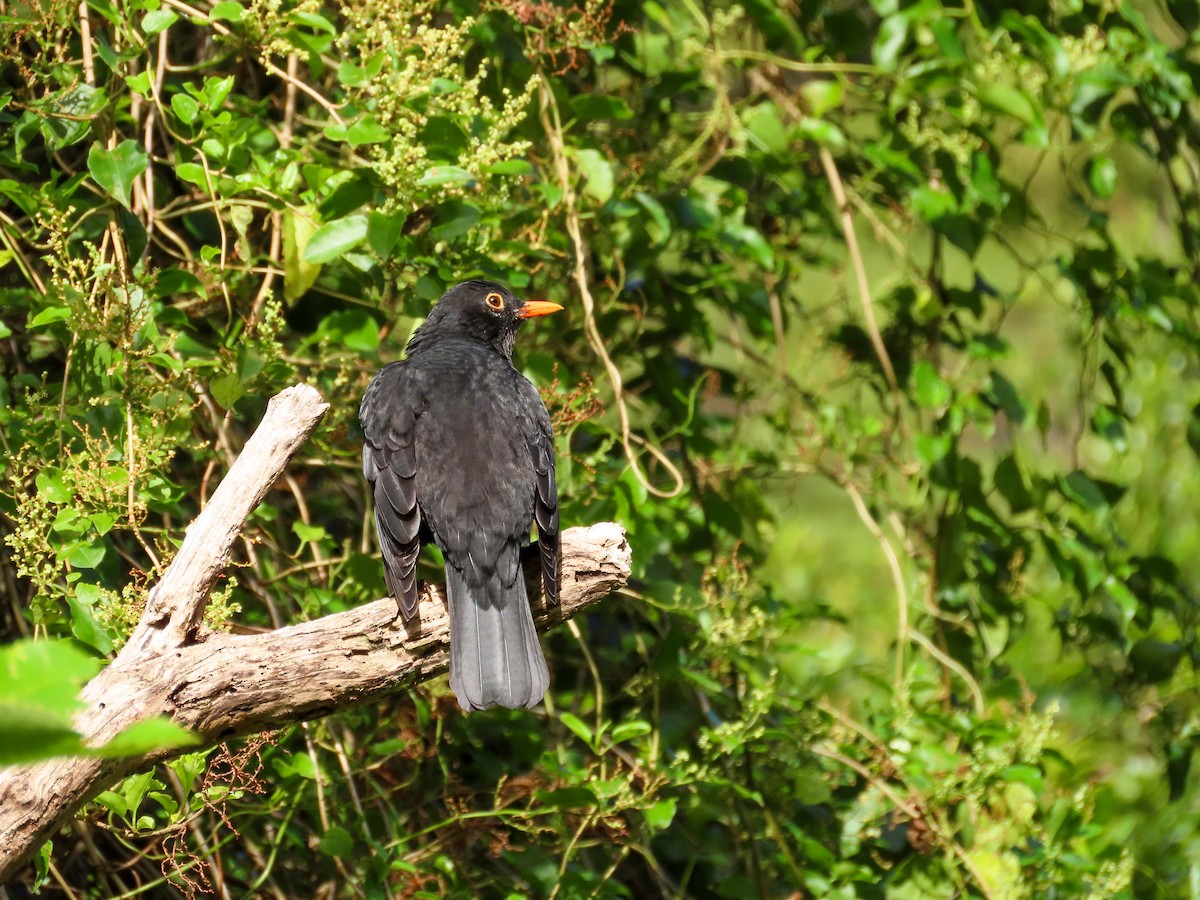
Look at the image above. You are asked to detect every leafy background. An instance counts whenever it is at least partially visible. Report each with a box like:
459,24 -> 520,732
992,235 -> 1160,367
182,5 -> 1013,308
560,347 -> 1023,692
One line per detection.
2,0 -> 1200,895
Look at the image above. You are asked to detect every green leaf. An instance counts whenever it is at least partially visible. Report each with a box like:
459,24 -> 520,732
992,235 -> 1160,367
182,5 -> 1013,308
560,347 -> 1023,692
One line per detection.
125,71 -> 152,95
482,159 -> 533,176
33,841 -> 52,892
914,432 -> 952,465
42,85 -> 105,149
292,10 -> 336,33
90,512 -> 118,536
209,373 -> 245,410
977,83 -> 1039,126
68,585 -> 114,655
0,707 -> 89,765
319,825 -> 354,857
560,712 -> 595,747
1128,639 -> 1184,684
1061,470 -> 1108,511
94,790 -> 128,817
345,117 -> 391,147
230,204 -> 253,260
210,1 -> 244,21
120,770 -> 157,817
28,306 -> 71,329
722,223 -> 774,270
873,13 -> 908,70
280,751 -> 318,779
302,215 -> 368,264
175,163 -> 211,189
99,718 -> 198,757
610,720 -> 652,743
417,116 -> 469,157
149,790 -> 179,818
743,103 -> 789,154
203,75 -> 235,110
910,361 -> 950,408
430,200 -> 481,241
1088,155 -> 1117,199
53,506 -> 86,535
635,192 -> 671,245
536,786 -> 598,808
293,521 -> 329,545
911,185 -> 957,222
0,640 -> 100,712
88,140 -> 149,209
283,207 -> 321,302
64,540 -> 106,569
644,797 -> 677,833
970,153 -> 1005,210
572,149 -> 613,204
569,94 -> 633,121
316,310 -> 379,353
171,93 -> 200,125
795,117 -> 846,149
367,210 -> 404,257
0,639 -> 106,765
987,371 -> 1028,425
317,173 -> 374,220
993,454 -> 1034,513
801,79 -> 843,117
36,468 -> 73,502
141,9 -> 179,34
415,165 -> 474,187
338,61 -> 367,87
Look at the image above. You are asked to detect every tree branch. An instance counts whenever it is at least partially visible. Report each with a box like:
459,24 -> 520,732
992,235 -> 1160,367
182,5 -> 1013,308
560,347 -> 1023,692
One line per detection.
127,383 -> 331,655
0,385 -> 632,882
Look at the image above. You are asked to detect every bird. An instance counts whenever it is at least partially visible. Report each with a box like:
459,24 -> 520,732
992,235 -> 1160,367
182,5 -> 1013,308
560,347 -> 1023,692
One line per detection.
359,280 -> 562,711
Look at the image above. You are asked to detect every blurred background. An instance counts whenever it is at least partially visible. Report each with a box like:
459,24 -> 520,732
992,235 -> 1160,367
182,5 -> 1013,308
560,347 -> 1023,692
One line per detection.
2,0 -> 1200,895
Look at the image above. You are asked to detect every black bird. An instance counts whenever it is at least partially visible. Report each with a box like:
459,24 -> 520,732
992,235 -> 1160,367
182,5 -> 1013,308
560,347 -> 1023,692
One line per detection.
360,280 -> 562,711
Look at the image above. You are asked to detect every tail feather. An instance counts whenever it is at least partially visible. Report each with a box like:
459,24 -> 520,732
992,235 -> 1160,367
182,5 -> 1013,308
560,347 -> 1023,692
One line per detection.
446,565 -> 549,711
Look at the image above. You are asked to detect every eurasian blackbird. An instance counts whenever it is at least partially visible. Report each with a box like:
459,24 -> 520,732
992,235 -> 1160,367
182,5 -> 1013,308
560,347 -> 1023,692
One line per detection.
360,280 -> 562,711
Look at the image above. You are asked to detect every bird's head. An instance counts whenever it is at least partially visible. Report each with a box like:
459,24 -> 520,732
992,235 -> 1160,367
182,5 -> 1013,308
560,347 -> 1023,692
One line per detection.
408,280 -> 563,359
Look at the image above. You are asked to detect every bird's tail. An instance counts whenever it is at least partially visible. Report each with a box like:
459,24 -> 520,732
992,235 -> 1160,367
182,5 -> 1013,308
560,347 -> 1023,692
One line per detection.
446,565 -> 550,711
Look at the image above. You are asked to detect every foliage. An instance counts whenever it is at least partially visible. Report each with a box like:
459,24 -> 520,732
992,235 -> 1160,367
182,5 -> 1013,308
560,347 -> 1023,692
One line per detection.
0,638 -> 196,765
2,0 -> 1200,896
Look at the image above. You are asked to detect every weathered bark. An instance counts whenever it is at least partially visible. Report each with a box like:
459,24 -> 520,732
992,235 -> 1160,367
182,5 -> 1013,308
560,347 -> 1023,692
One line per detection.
0,384 -> 631,883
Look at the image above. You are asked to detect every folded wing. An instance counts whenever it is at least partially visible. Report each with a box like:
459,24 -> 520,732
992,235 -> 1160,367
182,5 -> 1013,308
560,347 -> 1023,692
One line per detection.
360,364 -> 423,619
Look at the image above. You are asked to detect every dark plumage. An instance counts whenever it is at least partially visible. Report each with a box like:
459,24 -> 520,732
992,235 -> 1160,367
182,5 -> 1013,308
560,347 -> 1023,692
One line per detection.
360,280 -> 562,711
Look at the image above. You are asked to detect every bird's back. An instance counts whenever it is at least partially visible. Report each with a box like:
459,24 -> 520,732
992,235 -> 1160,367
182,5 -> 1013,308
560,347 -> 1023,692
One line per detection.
393,339 -> 542,587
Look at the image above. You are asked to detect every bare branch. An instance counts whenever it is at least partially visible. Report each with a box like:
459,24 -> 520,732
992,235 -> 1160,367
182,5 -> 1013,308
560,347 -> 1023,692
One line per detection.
127,384 -> 330,655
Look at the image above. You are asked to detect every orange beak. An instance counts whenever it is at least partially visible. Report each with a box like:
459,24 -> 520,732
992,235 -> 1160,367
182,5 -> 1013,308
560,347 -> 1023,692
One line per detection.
517,299 -> 564,319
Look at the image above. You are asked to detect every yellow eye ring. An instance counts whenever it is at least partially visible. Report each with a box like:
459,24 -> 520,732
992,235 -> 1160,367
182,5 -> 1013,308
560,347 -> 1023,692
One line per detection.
485,292 -> 505,311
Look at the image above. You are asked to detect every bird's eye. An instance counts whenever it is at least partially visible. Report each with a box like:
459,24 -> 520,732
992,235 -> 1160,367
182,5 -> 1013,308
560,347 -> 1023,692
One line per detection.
485,292 -> 505,311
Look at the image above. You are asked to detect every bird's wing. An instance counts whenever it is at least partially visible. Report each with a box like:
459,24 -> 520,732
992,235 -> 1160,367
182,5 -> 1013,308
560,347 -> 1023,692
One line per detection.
360,362 -> 422,618
529,398 -> 560,606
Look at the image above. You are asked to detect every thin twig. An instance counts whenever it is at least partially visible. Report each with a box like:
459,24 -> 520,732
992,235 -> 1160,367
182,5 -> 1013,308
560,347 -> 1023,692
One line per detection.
720,49 -> 878,75
538,76 -> 684,499
818,147 -> 901,406
843,480 -> 908,690
907,629 -> 985,715
843,481 -> 985,713
78,1 -> 94,86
